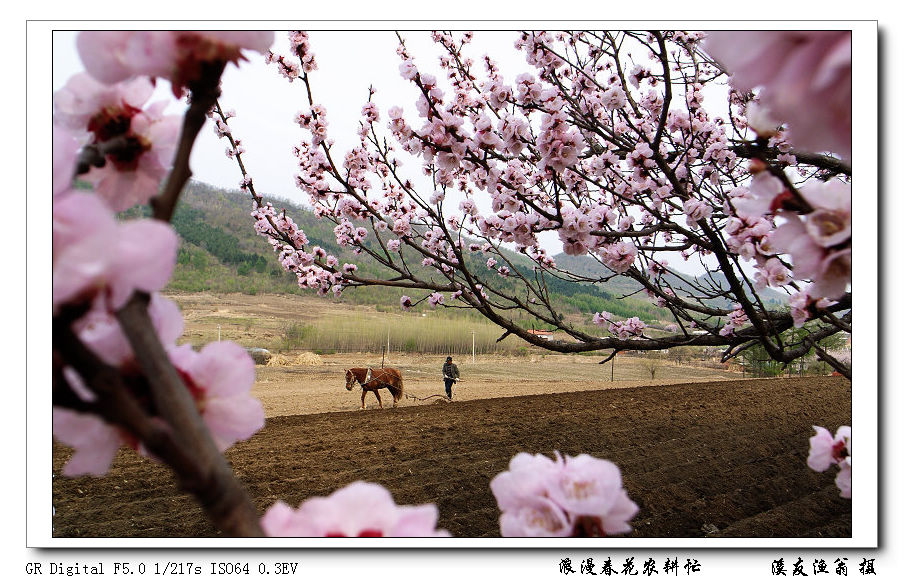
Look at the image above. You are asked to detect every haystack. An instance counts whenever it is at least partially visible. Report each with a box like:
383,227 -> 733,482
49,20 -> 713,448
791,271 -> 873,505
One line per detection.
267,352 -> 324,367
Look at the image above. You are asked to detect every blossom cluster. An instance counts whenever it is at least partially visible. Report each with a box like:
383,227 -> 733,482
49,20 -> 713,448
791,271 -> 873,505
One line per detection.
718,304 -> 748,337
52,32 -> 273,477
490,452 -> 639,537
705,31 -> 852,311
593,311 -> 647,340
807,426 -> 851,498
241,30 -> 852,368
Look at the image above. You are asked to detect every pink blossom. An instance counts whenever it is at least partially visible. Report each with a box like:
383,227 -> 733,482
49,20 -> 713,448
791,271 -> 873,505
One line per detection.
807,425 -> 851,498
499,495 -> 572,537
704,31 -> 851,160
770,181 -> 851,300
600,241 -> 637,273
427,292 -> 444,308
605,316 -> 646,340
53,73 -> 154,131
167,341 -> 264,452
77,31 -> 274,96
361,102 -> 379,124
83,110 -> 181,211
53,124 -> 80,199
261,481 -> 450,537
54,74 -> 181,211
682,198 -> 713,227
490,452 -> 637,537
744,101 -> 782,138
799,178 -> 851,247
399,59 -> 418,80
835,461 -> 852,499
74,293 -> 184,368
52,408 -> 129,477
754,257 -> 792,289
807,425 -> 851,472
400,296 -> 413,310
53,192 -> 179,312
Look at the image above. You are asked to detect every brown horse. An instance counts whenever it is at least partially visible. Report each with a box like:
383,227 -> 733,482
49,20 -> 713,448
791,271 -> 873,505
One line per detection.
345,367 -> 404,409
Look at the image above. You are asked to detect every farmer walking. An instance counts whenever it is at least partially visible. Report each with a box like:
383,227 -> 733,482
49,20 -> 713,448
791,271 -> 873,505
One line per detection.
442,356 -> 460,400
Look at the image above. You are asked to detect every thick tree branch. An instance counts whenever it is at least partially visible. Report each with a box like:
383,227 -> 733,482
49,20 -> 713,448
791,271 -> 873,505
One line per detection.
115,294 -> 264,537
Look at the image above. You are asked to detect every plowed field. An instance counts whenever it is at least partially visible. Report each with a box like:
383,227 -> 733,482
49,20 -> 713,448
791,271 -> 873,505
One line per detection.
51,376 -> 852,538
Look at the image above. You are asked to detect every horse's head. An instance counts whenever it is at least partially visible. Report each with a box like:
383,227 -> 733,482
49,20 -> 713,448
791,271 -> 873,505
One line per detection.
345,369 -> 355,390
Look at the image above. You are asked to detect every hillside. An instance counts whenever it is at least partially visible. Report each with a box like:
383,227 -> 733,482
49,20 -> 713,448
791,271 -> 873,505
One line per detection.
131,182 -> 681,329
120,181 -> 784,338
553,248 -> 787,309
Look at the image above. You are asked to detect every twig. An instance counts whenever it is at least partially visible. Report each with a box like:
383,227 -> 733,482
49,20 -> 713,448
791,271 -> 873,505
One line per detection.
151,60 -> 227,223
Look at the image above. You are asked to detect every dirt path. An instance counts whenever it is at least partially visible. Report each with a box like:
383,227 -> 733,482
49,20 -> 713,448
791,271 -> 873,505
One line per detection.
52,376 -> 851,538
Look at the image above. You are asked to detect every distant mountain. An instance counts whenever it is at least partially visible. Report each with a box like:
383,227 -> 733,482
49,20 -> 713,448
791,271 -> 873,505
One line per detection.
552,250 -> 788,310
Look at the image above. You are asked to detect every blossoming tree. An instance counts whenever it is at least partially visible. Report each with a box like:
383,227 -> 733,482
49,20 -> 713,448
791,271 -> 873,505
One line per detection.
51,29 -> 854,539
224,30 -> 852,379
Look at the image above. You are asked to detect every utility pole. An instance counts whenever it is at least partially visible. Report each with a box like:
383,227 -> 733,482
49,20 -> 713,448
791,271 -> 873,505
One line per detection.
471,330 -> 476,364
611,352 -> 616,382
217,324 -> 221,342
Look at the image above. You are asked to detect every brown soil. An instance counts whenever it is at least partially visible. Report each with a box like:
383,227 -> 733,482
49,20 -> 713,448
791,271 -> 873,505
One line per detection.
52,376 -> 852,539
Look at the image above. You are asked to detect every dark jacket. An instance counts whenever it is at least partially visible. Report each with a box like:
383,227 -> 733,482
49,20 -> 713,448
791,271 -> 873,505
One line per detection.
442,362 -> 460,380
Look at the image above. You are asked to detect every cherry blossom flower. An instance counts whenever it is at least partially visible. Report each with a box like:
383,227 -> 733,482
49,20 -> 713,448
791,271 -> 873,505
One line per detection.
807,425 -> 851,471
167,341 -> 264,452
74,293 -> 184,368
771,221 -> 849,301
807,425 -> 851,498
261,481 -> 450,537
682,198 -> 713,227
52,408 -> 130,477
400,296 -> 413,310
490,452 -> 638,537
704,31 -> 851,160
77,31 -> 274,96
53,73 -> 154,130
53,191 -> 179,312
798,178 -> 852,247
600,241 -> 637,273
56,339 -> 264,477
53,73 -> 181,211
